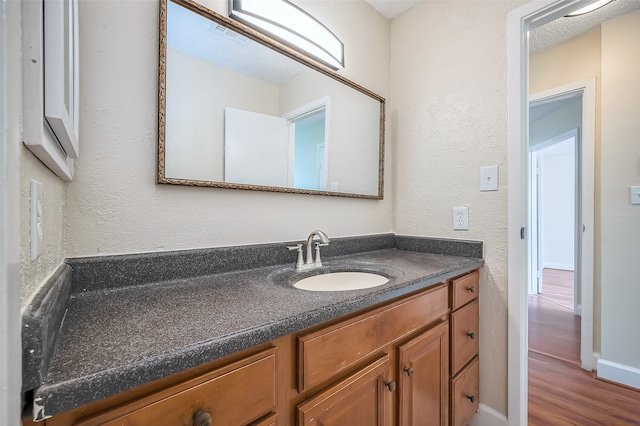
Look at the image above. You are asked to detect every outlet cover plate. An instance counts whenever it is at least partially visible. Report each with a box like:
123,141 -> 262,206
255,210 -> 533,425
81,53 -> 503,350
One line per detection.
453,207 -> 469,230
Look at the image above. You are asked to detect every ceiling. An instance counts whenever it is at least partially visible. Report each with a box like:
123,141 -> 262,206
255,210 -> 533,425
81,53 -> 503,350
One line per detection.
364,0 -> 640,52
530,0 -> 640,52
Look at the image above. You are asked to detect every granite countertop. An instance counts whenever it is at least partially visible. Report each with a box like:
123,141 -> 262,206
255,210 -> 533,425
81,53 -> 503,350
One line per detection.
24,234 -> 483,420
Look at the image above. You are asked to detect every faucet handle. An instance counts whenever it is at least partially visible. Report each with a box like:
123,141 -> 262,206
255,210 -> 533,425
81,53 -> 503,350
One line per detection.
287,244 -> 304,270
313,242 -> 329,266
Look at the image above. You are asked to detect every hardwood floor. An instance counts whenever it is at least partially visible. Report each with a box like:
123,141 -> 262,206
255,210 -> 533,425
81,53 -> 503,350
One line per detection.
528,268 -> 640,425
539,268 -> 575,311
528,294 -> 580,364
529,352 -> 640,425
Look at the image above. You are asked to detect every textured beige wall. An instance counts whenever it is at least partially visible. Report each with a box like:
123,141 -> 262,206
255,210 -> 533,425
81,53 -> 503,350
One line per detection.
63,0 -> 391,257
529,29 -> 602,351
599,10 -> 640,369
390,0 -> 524,415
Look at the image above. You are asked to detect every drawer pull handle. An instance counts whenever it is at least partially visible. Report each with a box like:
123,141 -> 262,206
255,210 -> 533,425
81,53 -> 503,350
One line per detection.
466,286 -> 475,293
404,367 -> 414,377
193,410 -> 212,426
385,381 -> 397,392
467,395 -> 475,403
467,332 -> 475,339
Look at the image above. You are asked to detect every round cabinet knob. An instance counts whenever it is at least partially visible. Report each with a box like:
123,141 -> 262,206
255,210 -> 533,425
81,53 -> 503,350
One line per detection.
385,381 -> 397,392
404,367 -> 414,377
467,332 -> 476,339
467,395 -> 476,403
193,410 -> 212,426
466,286 -> 475,293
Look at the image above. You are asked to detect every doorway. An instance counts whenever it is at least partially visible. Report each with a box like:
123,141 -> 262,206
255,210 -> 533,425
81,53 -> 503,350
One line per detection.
527,104 -> 581,364
283,96 -> 330,191
508,1 -> 600,423
529,130 -> 577,299
527,81 -> 595,372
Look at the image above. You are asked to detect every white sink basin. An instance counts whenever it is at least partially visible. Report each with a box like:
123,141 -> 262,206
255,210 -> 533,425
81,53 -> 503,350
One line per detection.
293,272 -> 389,291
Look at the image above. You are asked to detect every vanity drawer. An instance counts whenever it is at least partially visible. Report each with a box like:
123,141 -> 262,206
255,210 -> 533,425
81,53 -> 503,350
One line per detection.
76,348 -> 277,426
451,357 -> 479,426
451,270 -> 479,310
451,300 -> 479,375
298,284 -> 448,391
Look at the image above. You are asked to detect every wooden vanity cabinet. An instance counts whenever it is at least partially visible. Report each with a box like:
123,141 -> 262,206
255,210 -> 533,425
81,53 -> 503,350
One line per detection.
296,283 -> 450,426
39,269 -> 480,426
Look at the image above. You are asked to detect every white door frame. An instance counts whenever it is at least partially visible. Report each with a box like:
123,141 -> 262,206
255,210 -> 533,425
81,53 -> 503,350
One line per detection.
1,0 -> 24,423
507,1 -> 594,424
528,149 -> 541,295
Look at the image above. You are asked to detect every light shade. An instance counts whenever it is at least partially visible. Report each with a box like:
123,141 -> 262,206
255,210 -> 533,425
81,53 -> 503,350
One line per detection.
229,0 -> 344,70
566,0 -> 614,16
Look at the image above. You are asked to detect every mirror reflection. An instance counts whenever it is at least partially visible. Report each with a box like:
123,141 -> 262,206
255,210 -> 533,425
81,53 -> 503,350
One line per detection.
158,0 -> 385,198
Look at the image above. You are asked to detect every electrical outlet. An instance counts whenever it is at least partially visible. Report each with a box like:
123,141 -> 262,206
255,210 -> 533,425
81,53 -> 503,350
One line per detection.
30,180 -> 44,260
453,207 -> 469,230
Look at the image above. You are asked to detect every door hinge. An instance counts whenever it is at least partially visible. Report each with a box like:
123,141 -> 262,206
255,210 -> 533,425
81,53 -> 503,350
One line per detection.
520,227 -> 525,240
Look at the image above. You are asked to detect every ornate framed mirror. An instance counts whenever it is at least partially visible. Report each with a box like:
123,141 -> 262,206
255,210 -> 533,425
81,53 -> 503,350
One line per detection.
158,0 -> 385,199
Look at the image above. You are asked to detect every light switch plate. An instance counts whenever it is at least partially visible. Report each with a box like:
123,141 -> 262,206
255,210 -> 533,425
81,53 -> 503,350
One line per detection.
480,166 -> 499,191
631,186 -> 640,205
453,207 -> 469,230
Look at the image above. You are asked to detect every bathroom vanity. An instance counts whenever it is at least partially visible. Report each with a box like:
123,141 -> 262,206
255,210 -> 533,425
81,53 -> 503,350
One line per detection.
22,234 -> 482,425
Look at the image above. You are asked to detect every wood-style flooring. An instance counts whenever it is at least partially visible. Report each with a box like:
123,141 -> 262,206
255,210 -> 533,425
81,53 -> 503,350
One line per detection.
528,293 -> 580,364
529,352 -> 640,425
528,268 -> 640,425
538,268 -> 575,311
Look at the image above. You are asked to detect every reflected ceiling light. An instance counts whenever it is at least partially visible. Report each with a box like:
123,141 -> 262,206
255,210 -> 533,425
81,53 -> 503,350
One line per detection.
565,0 -> 614,16
229,0 -> 344,70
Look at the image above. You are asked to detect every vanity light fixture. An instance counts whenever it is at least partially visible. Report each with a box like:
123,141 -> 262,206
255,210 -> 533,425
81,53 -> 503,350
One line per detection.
565,0 -> 614,16
229,0 -> 344,70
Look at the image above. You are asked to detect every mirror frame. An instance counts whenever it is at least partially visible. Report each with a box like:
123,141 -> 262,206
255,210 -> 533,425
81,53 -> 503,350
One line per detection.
157,0 -> 385,199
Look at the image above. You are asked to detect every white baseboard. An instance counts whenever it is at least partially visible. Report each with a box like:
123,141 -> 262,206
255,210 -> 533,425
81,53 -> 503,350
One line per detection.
593,352 -> 601,369
597,358 -> 640,390
542,263 -> 574,271
469,404 -> 508,426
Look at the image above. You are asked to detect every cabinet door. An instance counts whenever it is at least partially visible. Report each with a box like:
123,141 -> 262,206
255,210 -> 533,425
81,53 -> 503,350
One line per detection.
398,321 -> 449,426
297,355 -> 391,426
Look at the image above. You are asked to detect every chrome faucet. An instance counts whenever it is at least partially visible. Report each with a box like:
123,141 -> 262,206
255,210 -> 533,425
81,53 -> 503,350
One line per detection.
287,230 -> 330,271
